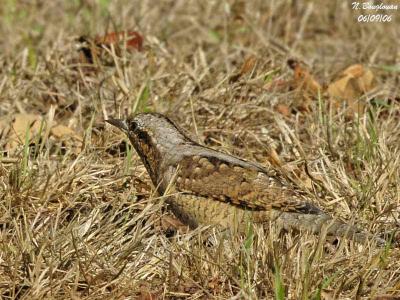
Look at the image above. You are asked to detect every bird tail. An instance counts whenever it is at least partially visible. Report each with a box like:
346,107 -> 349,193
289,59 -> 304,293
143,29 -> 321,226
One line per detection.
270,210 -> 387,246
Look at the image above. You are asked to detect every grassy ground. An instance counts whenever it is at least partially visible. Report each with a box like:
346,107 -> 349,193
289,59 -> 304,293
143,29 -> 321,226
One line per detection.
1,1 -> 400,299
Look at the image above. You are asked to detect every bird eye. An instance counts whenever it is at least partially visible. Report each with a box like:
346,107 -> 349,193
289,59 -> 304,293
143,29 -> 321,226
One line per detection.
129,121 -> 138,132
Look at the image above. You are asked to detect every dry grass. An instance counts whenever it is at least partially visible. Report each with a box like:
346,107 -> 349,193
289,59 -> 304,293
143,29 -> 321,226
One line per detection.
1,1 -> 400,299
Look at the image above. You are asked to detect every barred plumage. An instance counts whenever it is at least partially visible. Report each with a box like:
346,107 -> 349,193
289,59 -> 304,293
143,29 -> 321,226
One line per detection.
107,112 -> 386,245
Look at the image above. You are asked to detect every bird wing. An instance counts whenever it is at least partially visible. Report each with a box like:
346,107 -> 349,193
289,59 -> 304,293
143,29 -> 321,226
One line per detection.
174,154 -> 322,214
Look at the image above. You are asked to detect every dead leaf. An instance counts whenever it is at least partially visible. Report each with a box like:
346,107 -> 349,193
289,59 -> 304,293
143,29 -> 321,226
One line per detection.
95,31 -> 143,51
6,114 -> 42,150
50,124 -> 83,153
275,104 -> 291,117
320,290 -> 335,300
287,59 -> 322,112
160,215 -> 190,234
266,147 -> 283,168
207,277 -> 224,294
78,31 -> 143,67
327,64 -> 375,116
138,285 -> 159,300
264,78 -> 289,93
229,56 -> 257,83
2,113 -> 82,154
50,124 -> 81,140
297,94 -> 314,112
231,0 -> 246,21
288,59 -> 322,96
240,56 -> 257,75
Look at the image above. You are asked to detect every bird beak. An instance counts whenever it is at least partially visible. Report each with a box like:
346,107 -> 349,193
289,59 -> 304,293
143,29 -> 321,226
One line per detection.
106,118 -> 128,132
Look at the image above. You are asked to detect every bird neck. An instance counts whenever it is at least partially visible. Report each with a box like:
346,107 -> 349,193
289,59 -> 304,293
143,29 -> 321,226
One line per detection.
130,135 -> 163,187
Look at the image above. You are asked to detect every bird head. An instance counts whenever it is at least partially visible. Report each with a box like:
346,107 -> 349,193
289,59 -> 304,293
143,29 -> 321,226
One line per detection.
106,113 -> 192,153
106,113 -> 195,184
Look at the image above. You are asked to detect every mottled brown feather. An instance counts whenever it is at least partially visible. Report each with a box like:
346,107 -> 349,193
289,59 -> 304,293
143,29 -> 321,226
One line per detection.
175,154 -> 320,214
106,113 -> 388,246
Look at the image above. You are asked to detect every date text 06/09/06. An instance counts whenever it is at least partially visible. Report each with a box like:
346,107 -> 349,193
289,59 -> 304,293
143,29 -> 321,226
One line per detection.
358,14 -> 392,22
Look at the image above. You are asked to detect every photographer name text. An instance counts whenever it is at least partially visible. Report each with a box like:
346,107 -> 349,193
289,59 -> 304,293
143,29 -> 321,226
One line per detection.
352,2 -> 397,22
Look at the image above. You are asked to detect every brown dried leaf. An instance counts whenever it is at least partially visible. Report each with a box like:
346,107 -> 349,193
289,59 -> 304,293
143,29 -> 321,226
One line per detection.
2,114 -> 82,154
207,277 -> 224,294
95,31 -> 143,51
266,147 -> 283,168
231,0 -> 246,21
287,59 -> 322,113
50,124 -> 82,141
6,114 -> 42,150
296,94 -> 313,112
288,59 -> 322,96
138,285 -> 159,300
50,124 -> 83,154
263,78 -> 289,92
320,290 -> 335,300
240,56 -> 257,75
229,56 -> 257,83
327,64 -> 375,116
160,215 -> 190,234
78,31 -> 144,67
275,104 -> 291,117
